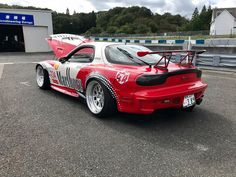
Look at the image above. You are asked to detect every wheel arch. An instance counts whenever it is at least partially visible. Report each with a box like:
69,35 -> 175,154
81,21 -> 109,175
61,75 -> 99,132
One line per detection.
36,63 -> 47,71
36,63 -> 51,89
85,73 -> 119,107
36,63 -> 50,75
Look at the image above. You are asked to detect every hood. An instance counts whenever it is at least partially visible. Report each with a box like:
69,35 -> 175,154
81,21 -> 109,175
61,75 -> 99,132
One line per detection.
46,34 -> 92,58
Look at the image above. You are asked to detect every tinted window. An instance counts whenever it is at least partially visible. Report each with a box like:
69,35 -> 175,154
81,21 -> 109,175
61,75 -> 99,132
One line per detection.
69,47 -> 94,63
105,44 -> 162,65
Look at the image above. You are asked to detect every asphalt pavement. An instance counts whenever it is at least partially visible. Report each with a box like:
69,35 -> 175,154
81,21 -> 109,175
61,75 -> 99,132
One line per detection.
0,53 -> 235,177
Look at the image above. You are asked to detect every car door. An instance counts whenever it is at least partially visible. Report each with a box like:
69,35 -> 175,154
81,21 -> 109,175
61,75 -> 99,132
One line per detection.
55,46 -> 95,93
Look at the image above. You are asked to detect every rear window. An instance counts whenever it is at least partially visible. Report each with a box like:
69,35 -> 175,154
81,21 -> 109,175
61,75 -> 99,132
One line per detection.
105,44 -> 163,66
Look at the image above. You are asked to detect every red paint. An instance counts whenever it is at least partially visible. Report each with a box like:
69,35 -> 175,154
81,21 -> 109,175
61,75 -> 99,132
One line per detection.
47,35 -> 92,58
41,42 -> 208,114
76,63 -> 207,114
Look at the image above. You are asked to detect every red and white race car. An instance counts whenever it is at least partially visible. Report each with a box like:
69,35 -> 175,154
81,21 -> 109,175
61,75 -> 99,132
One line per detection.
36,41 -> 207,117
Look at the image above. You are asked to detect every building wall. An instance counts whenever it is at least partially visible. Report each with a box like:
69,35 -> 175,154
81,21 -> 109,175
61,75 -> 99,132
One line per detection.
23,26 -> 50,52
0,8 -> 53,52
210,10 -> 235,35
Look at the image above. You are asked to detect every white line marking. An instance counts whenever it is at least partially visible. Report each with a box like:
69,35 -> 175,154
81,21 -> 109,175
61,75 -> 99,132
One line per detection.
0,62 -> 38,65
0,62 -> 14,65
20,82 -> 31,87
0,64 -> 4,79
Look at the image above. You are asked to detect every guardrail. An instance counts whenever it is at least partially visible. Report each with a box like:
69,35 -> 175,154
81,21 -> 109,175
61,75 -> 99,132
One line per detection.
196,54 -> 236,68
92,37 -> 205,45
172,54 -> 236,68
92,36 -> 236,46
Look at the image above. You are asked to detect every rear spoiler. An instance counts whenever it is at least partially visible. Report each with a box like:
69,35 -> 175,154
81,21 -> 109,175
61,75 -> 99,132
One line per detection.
137,50 -> 206,71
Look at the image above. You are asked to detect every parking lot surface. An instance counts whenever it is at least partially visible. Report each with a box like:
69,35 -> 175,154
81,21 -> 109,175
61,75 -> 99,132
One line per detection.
0,53 -> 235,177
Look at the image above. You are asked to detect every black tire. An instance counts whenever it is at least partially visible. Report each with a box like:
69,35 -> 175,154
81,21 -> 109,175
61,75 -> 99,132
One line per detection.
36,65 -> 50,90
86,79 -> 117,118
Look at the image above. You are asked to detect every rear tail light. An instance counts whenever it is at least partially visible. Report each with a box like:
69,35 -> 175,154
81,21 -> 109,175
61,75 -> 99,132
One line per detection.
136,69 -> 202,86
136,74 -> 166,86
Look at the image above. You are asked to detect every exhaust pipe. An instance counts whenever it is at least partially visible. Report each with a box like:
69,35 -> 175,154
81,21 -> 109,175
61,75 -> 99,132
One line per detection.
196,98 -> 203,105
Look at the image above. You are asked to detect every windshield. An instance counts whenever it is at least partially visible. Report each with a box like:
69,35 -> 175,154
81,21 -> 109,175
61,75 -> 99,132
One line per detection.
105,44 -> 163,66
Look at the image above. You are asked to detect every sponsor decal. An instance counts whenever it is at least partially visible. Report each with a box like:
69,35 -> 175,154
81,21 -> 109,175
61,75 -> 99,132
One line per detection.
56,68 -> 83,92
49,70 -> 58,84
49,70 -> 57,79
54,63 -> 60,70
116,70 -> 130,84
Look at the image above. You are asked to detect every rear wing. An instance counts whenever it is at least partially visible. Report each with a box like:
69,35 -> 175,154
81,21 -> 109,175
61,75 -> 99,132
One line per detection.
137,50 -> 206,71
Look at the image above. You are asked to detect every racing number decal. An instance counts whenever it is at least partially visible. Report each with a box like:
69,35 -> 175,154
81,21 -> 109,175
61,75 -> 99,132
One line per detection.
56,68 -> 83,92
116,70 -> 130,84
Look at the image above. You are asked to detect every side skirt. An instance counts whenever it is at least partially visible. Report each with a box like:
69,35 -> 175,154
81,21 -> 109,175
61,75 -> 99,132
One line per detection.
50,84 -> 86,98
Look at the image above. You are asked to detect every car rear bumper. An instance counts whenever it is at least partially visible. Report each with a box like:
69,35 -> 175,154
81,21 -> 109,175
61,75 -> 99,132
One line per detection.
118,81 -> 208,114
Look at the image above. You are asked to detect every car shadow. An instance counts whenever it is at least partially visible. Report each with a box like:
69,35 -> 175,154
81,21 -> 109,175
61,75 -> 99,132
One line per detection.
101,108 -> 235,166
44,88 -> 235,167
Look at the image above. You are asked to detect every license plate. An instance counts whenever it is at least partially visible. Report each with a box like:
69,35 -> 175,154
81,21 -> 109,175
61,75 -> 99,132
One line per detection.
183,94 -> 196,108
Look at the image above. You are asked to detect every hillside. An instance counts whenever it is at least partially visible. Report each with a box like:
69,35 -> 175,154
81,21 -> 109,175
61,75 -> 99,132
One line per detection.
0,3 -> 212,35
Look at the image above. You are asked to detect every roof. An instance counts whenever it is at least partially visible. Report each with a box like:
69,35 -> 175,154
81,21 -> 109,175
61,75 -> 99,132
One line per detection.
0,8 -> 52,13
211,9 -> 236,24
212,7 -> 236,21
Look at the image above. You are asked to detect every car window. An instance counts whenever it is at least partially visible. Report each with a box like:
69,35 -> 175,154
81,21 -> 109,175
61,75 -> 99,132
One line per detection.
105,44 -> 163,66
105,46 -> 133,65
69,47 -> 94,63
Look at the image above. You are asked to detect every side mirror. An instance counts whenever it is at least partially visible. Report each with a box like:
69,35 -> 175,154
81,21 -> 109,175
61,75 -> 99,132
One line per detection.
59,57 -> 67,63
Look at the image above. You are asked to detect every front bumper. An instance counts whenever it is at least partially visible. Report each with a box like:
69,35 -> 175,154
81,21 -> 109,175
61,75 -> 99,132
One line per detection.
118,81 -> 208,114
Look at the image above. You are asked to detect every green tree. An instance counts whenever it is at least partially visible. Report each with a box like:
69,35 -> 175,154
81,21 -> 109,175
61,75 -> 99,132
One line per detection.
192,7 -> 199,21
3,3 -> 213,35
66,8 -> 70,15
201,5 -> 207,14
106,26 -> 118,34
182,5 -> 212,32
208,5 -> 212,11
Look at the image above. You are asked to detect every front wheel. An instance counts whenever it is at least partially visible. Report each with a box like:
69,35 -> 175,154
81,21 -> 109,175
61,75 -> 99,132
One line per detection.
36,65 -> 50,89
86,80 -> 116,117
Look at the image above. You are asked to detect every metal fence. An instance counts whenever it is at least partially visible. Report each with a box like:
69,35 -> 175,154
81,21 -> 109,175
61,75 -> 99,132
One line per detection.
196,54 -> 236,68
172,54 -> 236,68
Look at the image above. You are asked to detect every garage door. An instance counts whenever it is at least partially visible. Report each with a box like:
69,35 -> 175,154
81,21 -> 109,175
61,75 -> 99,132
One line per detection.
23,26 -> 51,52
0,25 -> 25,52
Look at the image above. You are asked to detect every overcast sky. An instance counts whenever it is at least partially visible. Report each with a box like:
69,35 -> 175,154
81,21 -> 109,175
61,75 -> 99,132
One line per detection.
1,0 -> 236,17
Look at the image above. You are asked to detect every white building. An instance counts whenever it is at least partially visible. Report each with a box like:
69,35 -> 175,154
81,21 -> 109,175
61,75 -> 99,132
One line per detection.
210,8 -> 236,36
0,8 -> 53,53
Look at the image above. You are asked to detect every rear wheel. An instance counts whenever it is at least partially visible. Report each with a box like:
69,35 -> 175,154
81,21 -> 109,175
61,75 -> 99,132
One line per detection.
36,65 -> 50,89
86,80 -> 116,117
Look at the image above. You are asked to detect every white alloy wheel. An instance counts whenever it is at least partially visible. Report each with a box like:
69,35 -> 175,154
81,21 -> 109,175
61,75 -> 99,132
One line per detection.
86,80 -> 105,114
36,65 -> 44,87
